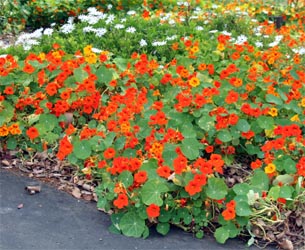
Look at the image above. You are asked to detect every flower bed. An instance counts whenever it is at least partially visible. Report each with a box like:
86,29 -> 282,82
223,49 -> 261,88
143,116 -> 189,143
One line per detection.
0,0 -> 305,249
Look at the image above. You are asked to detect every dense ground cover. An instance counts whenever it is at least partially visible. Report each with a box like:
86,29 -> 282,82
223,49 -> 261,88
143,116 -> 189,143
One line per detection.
0,0 -> 305,249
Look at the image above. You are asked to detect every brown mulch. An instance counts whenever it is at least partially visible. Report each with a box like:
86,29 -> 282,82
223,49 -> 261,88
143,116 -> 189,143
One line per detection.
0,149 -> 97,202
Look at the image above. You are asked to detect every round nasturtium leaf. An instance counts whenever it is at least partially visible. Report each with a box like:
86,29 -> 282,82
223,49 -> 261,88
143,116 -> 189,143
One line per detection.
217,129 -> 232,142
140,179 -> 169,206
73,139 -> 92,160
206,177 -> 228,200
118,171 -> 133,188
214,227 -> 229,244
156,223 -> 170,236
119,212 -> 145,238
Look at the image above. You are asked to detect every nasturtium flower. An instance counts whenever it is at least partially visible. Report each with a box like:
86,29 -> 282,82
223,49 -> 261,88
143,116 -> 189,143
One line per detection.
26,127 -> 39,140
268,108 -> 278,117
146,204 -> 160,218
0,125 -> 9,137
188,77 -> 200,87
264,163 -> 276,174
113,193 -> 128,209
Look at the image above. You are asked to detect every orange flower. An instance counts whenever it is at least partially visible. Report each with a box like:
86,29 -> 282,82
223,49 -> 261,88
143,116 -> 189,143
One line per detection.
185,179 -> 202,196
146,204 -> 160,218
113,193 -> 128,209
8,123 -> 21,135
4,86 -> 14,95
104,147 -> 116,159
225,90 -> 239,104
26,127 -> 39,140
0,125 -> 9,137
222,200 -> 236,221
156,165 -> 171,178
134,171 -> 147,184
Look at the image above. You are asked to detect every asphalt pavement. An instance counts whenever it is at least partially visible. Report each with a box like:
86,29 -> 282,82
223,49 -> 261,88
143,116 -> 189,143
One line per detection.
0,168 -> 275,250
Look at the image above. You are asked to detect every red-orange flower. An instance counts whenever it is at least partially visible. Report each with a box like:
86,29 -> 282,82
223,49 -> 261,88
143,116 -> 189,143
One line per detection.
134,171 -> 147,184
113,193 -> 128,209
104,147 -> 116,159
146,204 -> 160,218
156,165 -> 171,178
26,127 -> 39,140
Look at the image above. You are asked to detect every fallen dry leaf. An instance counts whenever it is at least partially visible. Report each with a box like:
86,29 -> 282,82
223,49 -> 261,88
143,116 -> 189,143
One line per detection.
25,183 -> 41,195
71,187 -> 82,199
278,239 -> 294,250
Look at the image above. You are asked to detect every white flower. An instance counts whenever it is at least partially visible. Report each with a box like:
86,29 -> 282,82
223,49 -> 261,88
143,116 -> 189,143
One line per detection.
152,40 -> 167,46
127,10 -> 136,15
94,28 -> 107,37
107,4 -> 112,10
222,31 -> 232,36
168,19 -> 176,25
92,47 -> 102,53
166,35 -> 177,41
209,30 -> 218,33
275,35 -> 283,42
120,18 -> 126,22
126,27 -> 136,33
292,47 -> 305,55
83,26 -> 95,33
51,23 -> 56,27
268,41 -> 279,47
60,23 -> 75,34
235,34 -> 247,45
196,26 -> 204,31
114,24 -> 125,29
139,39 -> 147,47
106,14 -> 115,24
43,28 -> 53,36
255,41 -> 263,48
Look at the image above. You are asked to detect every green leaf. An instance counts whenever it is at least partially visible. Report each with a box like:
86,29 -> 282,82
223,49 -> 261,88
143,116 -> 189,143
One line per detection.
156,223 -> 170,236
268,186 -> 280,200
206,177 -> 228,200
273,174 -> 294,186
181,138 -> 201,160
257,116 -> 274,130
197,114 -> 215,131
73,139 -> 92,160
96,66 -> 114,85
214,227 -> 229,244
38,114 -> 58,131
181,126 -> 196,138
250,169 -> 269,192
6,137 -> 17,150
279,186 -> 293,199
162,144 -> 177,169
140,179 -> 169,206
236,119 -> 250,132
118,171 -> 133,188
266,94 -> 283,105
119,212 -> 145,238
113,57 -> 128,71
104,132 -> 116,148
235,201 -> 252,217
217,129 -> 232,143
0,101 -> 14,126
290,69 -> 299,80
233,183 -> 250,195
73,68 -> 88,82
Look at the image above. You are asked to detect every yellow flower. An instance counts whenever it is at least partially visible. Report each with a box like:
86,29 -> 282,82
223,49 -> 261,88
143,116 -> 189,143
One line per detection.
38,52 -> 45,61
217,43 -> 225,51
83,45 -> 92,55
82,167 -> 91,175
290,114 -> 300,122
300,97 -> 305,107
190,46 -> 199,53
264,163 -> 276,174
8,123 -> 22,135
268,108 -> 278,117
85,53 -> 97,64
189,77 -> 200,87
